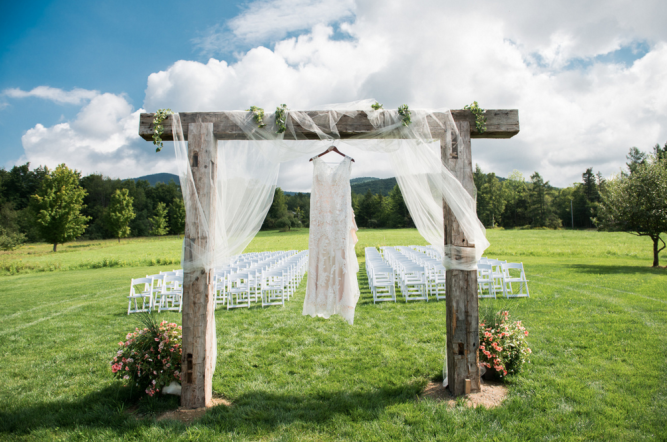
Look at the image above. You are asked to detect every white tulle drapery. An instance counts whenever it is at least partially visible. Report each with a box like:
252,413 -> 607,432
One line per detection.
172,100 -> 491,375
172,100 -> 489,278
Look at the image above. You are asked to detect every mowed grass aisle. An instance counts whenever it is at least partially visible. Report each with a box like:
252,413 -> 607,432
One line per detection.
0,229 -> 665,441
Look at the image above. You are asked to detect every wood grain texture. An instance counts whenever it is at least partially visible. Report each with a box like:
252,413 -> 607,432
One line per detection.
180,123 -> 217,409
442,121 -> 481,396
138,110 -> 519,141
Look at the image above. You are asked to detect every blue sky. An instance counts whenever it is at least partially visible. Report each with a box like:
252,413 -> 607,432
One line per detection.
1,0 -> 666,190
0,0 -> 246,167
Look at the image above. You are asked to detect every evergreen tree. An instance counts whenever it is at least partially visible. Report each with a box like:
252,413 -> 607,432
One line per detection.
626,147 -> 647,174
263,188 -> 289,229
654,142 -> 667,163
502,170 -> 528,228
362,189 -> 376,227
387,184 -> 412,227
106,188 -> 136,242
30,164 -> 90,251
149,202 -> 169,236
169,197 -> 186,235
528,172 -> 547,226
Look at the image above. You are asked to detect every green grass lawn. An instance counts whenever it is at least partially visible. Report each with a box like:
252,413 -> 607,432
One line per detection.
0,229 -> 665,441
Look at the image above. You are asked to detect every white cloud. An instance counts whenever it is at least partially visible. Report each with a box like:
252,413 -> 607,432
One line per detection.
4,86 -> 99,105
193,0 -> 355,54
18,0 -> 667,190
19,93 -> 175,179
144,0 -> 667,189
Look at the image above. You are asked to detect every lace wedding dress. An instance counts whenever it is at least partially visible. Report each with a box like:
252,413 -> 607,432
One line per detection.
303,156 -> 360,325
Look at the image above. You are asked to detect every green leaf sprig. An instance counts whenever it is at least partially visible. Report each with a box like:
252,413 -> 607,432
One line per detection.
153,109 -> 173,152
398,104 -> 411,126
247,106 -> 266,128
371,102 -> 383,110
275,104 -> 288,134
464,101 -> 487,133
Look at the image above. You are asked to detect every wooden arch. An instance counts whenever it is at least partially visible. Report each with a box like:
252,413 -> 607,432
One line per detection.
138,109 -> 520,408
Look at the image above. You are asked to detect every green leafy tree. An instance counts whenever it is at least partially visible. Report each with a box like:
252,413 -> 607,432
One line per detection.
0,202 -> 26,250
149,202 -> 169,236
169,197 -> 186,235
31,164 -> 90,251
596,157 -> 667,267
106,189 -> 136,242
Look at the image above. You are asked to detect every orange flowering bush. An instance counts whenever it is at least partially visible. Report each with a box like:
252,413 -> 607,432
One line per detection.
479,310 -> 531,378
111,315 -> 182,396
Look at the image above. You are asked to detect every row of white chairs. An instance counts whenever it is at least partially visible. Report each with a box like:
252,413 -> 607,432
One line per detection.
477,257 -> 530,299
128,251 -> 309,314
364,246 -> 530,303
214,250 -> 309,309
128,269 -> 184,314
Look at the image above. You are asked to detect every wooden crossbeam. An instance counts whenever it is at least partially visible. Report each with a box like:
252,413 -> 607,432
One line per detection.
138,110 -> 519,141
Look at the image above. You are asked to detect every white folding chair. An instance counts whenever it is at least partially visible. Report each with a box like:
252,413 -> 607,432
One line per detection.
128,277 -> 153,314
501,263 -> 530,298
261,270 -> 286,307
477,263 -> 496,299
158,275 -> 183,312
227,272 -> 251,309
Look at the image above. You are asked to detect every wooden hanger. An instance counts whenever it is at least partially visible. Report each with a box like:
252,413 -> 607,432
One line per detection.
309,145 -> 355,162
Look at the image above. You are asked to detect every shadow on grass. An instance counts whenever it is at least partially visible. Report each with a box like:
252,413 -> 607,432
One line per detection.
0,382 -> 419,436
566,264 -> 667,275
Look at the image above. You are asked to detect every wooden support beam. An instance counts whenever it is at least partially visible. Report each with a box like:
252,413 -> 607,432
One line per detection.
441,121 -> 481,396
180,122 -> 217,409
138,109 -> 519,141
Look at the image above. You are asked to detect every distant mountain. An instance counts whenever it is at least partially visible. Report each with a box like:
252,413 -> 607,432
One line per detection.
283,177 -> 397,196
350,177 -> 380,185
351,177 -> 397,196
133,173 -> 180,186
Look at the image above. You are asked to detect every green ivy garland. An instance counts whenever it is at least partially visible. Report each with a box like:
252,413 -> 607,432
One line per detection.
464,101 -> 487,133
152,108 -> 173,152
371,102 -> 383,110
398,104 -> 411,126
275,104 -> 288,134
246,106 -> 266,128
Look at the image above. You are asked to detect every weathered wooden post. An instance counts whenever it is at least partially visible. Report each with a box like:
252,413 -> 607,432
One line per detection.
180,122 -> 217,408
441,120 -> 480,395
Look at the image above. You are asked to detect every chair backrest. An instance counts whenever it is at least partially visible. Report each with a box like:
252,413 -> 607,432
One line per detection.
502,262 -> 524,271
130,277 -> 153,295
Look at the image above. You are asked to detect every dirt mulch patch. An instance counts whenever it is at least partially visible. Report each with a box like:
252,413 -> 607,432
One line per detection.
420,380 -> 507,408
156,397 -> 232,424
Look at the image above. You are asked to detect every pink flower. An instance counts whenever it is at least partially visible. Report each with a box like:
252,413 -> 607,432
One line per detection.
125,366 -> 129,371
118,342 -> 124,346
524,331 -> 529,336
123,375 -> 129,380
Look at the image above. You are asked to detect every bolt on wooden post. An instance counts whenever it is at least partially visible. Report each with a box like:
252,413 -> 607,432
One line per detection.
180,122 -> 217,408
441,120 -> 481,396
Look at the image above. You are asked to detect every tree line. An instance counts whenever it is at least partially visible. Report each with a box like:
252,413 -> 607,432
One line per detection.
2,141 -> 665,264
0,163 -> 185,251
261,183 -> 414,230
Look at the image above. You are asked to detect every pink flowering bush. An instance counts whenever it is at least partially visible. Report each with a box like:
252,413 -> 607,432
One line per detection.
479,310 -> 531,378
111,314 -> 182,396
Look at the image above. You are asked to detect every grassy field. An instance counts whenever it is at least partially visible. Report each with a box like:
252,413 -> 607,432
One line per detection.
0,229 -> 666,441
